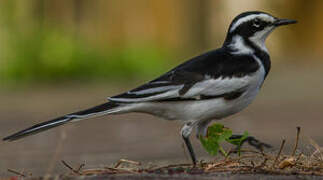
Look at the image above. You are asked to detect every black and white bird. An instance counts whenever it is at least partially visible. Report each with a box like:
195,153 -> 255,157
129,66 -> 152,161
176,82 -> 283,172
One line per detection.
3,11 -> 296,165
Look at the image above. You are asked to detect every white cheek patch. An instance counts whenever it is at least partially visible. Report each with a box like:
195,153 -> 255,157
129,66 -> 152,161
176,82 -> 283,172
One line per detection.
228,35 -> 254,55
249,26 -> 275,53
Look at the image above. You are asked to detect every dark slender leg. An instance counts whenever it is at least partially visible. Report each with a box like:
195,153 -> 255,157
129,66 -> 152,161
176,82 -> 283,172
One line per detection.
182,135 -> 197,165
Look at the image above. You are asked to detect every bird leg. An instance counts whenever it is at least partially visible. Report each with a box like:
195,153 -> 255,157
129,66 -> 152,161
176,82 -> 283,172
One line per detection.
181,123 -> 197,165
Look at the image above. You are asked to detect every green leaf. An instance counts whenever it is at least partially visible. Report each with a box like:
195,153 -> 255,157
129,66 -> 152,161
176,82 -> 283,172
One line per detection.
199,123 -> 232,156
199,123 -> 251,157
199,136 -> 220,156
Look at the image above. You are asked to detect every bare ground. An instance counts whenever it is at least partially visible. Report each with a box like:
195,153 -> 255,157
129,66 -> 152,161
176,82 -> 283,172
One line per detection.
1,64 -> 323,179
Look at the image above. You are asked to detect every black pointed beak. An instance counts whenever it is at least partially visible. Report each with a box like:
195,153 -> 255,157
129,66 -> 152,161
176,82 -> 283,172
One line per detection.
274,18 -> 297,26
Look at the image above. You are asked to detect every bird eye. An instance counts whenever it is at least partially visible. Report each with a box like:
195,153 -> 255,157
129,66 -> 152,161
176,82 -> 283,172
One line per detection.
253,19 -> 261,28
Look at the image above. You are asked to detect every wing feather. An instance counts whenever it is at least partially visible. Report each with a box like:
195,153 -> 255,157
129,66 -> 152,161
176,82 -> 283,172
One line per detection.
109,48 -> 260,103
109,75 -> 250,103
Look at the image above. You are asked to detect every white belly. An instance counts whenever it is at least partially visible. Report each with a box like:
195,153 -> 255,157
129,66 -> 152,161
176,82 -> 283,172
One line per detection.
135,86 -> 259,121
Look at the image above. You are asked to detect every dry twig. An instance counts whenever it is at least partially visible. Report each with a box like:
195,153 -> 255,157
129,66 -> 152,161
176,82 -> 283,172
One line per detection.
114,158 -> 141,168
272,139 -> 286,168
7,169 -> 26,177
292,127 -> 301,156
152,163 -> 193,171
106,167 -> 139,174
76,163 -> 85,172
61,160 -> 82,175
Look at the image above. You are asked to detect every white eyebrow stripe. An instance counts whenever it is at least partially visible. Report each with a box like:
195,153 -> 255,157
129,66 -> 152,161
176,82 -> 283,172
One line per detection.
230,14 -> 275,32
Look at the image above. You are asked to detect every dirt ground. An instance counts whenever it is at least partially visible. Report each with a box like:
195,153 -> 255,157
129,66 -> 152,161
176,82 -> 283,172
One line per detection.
1,63 -> 323,178
22,173 -> 323,180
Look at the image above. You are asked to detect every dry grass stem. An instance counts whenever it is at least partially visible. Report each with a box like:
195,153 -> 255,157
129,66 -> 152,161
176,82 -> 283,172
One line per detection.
61,160 -> 82,175
292,126 -> 301,156
76,163 -> 85,172
152,163 -> 193,171
7,168 -> 26,177
272,139 -> 286,168
114,159 -> 141,168
309,137 -> 323,161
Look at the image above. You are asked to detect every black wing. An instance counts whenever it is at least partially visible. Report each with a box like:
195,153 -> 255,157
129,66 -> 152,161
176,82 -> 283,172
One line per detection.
109,48 -> 260,103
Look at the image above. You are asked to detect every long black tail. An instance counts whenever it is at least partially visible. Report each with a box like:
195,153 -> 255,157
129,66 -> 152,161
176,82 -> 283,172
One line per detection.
3,101 -> 120,141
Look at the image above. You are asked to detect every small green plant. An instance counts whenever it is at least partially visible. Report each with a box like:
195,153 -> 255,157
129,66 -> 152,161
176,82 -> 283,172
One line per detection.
199,123 -> 248,157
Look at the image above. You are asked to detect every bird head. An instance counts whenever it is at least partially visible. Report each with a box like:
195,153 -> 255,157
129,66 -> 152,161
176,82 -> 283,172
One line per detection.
224,11 -> 297,54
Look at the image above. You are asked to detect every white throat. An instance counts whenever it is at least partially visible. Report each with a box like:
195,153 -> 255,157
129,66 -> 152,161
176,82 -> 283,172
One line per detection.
248,26 -> 274,53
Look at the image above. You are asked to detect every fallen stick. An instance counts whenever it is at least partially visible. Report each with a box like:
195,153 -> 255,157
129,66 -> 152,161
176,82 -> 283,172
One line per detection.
7,168 -> 26,177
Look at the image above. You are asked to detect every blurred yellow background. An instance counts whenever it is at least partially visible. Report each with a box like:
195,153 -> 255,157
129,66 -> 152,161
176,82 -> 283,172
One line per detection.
0,0 -> 323,177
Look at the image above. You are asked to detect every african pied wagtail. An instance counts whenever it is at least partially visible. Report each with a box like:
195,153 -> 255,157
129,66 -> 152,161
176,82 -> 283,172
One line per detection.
3,11 -> 297,165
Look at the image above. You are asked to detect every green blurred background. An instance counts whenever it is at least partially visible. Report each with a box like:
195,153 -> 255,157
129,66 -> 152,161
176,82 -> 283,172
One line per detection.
0,0 -> 322,85
1,0 -> 323,177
